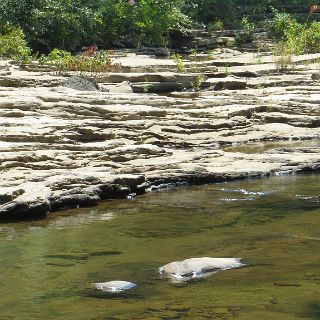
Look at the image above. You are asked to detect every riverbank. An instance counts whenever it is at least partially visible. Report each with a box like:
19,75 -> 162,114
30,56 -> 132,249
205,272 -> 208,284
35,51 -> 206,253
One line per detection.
0,48 -> 319,220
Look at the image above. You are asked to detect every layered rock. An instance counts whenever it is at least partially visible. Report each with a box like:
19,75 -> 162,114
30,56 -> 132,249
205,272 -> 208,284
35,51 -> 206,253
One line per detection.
0,50 -> 319,219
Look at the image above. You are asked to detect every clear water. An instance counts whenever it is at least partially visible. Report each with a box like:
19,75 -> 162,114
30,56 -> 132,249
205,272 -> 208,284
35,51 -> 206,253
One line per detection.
223,139 -> 320,154
0,174 -> 319,320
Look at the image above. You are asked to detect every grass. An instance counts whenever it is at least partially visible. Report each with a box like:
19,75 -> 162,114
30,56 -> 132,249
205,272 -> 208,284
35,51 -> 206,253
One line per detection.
190,75 -> 205,92
171,53 -> 185,73
273,42 -> 294,72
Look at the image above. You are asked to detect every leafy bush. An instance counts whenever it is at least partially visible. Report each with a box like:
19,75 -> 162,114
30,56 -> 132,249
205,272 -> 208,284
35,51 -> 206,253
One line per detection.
0,0 -> 318,53
0,0 -> 191,51
0,27 -> 31,60
38,48 -> 118,74
268,11 -> 295,39
269,12 -> 320,54
190,75 -> 204,91
208,19 -> 224,34
304,22 -> 320,53
171,53 -> 185,72
273,41 -> 294,71
235,17 -> 255,44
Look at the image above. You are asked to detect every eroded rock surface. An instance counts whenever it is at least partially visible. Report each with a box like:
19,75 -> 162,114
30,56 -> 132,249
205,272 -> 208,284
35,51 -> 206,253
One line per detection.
0,50 -> 319,219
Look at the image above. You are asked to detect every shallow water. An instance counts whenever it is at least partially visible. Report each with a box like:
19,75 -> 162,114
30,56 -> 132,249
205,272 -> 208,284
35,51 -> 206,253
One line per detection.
223,139 -> 320,154
0,174 -> 319,320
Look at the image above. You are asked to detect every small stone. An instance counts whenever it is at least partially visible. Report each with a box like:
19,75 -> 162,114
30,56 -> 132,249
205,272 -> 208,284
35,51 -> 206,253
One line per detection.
92,280 -> 137,293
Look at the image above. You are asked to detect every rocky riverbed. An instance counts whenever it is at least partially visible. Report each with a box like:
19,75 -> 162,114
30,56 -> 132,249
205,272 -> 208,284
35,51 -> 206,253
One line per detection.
0,48 -> 319,219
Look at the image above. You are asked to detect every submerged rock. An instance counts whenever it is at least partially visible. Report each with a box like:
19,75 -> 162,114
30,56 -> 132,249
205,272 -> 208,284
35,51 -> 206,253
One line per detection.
159,257 -> 244,283
311,72 -> 320,81
92,280 -> 137,293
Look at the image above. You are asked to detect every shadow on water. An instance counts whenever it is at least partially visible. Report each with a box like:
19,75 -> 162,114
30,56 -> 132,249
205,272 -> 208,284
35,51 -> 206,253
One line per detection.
81,289 -> 145,300
45,250 -> 122,260
305,303 -> 320,320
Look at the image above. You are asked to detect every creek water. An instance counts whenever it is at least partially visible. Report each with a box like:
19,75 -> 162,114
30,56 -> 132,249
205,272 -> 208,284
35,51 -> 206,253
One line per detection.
0,174 -> 319,320
223,139 -> 320,154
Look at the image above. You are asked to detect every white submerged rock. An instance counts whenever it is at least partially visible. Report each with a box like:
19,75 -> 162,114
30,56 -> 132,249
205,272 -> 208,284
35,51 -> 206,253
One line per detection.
159,257 -> 245,283
92,280 -> 137,293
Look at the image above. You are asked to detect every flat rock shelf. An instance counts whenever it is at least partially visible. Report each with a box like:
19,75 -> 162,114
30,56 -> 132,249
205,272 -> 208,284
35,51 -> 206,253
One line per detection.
0,49 -> 319,219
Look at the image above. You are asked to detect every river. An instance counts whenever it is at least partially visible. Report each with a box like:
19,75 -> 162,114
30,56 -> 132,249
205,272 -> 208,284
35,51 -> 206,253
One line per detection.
0,174 -> 319,319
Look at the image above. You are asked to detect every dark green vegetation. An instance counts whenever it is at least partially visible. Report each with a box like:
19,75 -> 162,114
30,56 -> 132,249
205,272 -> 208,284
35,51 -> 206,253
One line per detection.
0,174 -> 319,319
0,0 -> 318,53
1,0 -> 320,71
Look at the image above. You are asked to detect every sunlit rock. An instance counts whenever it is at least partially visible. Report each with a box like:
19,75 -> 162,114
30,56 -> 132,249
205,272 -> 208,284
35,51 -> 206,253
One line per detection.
92,280 -> 137,293
159,257 -> 244,283
0,51 -> 320,221
63,76 -> 98,91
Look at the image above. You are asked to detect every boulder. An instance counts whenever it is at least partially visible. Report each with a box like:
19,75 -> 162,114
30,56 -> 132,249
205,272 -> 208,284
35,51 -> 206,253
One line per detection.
311,72 -> 320,81
159,257 -> 244,283
63,76 -> 98,91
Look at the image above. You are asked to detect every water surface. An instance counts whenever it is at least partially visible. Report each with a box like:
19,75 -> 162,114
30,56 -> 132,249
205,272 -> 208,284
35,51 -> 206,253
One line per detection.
0,174 -> 319,320
223,139 -> 320,153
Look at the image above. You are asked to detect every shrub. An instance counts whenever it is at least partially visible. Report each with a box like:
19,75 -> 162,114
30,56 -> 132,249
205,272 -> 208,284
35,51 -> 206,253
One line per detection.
268,10 -> 320,55
0,0 -> 191,51
0,27 -> 31,60
171,53 -> 185,72
300,21 -> 320,53
190,75 -> 204,91
38,48 -> 118,75
273,41 -> 294,71
268,11 -> 295,39
235,17 -> 255,44
208,19 -> 224,34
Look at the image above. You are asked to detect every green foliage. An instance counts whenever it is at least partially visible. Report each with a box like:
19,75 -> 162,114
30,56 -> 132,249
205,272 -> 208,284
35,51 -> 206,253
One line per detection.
0,0 -> 318,53
0,27 -> 31,60
268,11 -> 295,39
186,0 -> 271,29
224,64 -> 230,76
273,41 -> 294,71
208,19 -> 224,34
38,48 -> 117,74
171,53 -> 185,72
187,0 -> 236,27
269,12 -> 320,55
190,75 -> 204,91
0,0 -> 190,51
131,0 -> 187,46
235,17 -> 255,44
